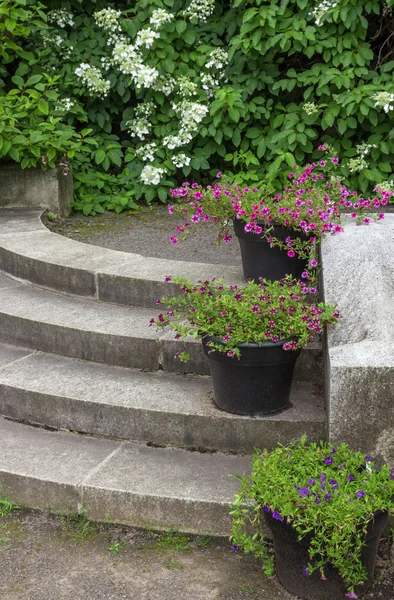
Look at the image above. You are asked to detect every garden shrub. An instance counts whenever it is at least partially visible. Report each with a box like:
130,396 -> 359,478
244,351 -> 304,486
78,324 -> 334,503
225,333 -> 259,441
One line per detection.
1,0 -> 394,214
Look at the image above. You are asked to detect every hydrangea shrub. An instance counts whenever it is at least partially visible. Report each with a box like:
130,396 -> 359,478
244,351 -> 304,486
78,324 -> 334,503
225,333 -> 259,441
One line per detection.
1,0 -> 394,213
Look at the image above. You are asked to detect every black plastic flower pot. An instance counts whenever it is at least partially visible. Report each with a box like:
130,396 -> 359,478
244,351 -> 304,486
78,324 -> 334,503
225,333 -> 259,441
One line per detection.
233,219 -> 308,282
202,337 -> 301,416
263,509 -> 389,600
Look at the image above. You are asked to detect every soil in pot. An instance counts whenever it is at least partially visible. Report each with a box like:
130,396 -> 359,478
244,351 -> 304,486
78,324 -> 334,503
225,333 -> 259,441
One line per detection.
233,219 -> 309,282
263,509 -> 389,600
202,337 -> 301,416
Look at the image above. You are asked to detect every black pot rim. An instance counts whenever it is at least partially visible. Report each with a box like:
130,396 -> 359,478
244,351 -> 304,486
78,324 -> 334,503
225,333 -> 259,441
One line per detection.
203,335 -> 296,349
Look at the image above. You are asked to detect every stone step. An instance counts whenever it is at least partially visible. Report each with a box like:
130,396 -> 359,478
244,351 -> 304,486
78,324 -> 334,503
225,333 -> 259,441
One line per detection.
0,279 -> 321,381
0,417 -> 250,536
0,209 -> 242,308
0,343 -> 326,454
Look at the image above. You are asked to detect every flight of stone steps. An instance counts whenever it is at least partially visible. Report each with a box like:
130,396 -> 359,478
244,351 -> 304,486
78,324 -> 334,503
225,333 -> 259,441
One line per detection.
0,209 -> 325,535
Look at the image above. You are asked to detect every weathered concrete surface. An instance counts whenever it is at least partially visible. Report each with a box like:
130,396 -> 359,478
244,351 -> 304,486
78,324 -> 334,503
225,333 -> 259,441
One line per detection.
82,442 -> 250,535
0,165 -> 73,216
322,216 -> 394,461
0,281 -> 320,380
0,344 -> 325,453
0,209 -> 242,307
0,418 -> 250,536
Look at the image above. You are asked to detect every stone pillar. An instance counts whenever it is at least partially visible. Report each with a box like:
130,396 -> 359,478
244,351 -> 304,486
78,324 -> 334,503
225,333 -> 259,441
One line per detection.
0,164 -> 73,217
321,215 -> 394,463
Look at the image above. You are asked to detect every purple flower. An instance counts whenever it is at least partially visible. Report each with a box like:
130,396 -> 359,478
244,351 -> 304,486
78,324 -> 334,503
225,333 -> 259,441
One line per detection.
303,566 -> 309,577
272,510 -> 284,521
263,504 -> 270,513
345,593 -> 358,599
337,463 -> 344,469
390,469 -> 394,480
332,157 -> 339,164
356,490 -> 366,499
231,544 -> 239,552
308,478 -> 316,485
325,493 -> 332,501
347,474 -> 355,482
329,479 -> 339,490
298,487 -> 309,498
324,457 -> 334,465
330,447 -> 337,454
364,456 -> 372,462
216,172 -> 222,178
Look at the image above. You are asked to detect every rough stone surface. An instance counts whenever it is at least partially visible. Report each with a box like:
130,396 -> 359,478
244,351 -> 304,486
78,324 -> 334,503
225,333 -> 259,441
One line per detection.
0,209 -> 242,307
0,345 -> 325,453
0,417 -> 118,513
82,443 -> 250,535
0,418 -> 250,536
321,216 -> 394,461
0,282 -> 319,379
0,341 -> 32,368
0,165 -> 73,216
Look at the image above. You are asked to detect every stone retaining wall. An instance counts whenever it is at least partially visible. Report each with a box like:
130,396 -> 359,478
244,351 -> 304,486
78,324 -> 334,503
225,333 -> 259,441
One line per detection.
322,215 -> 394,463
0,164 -> 72,216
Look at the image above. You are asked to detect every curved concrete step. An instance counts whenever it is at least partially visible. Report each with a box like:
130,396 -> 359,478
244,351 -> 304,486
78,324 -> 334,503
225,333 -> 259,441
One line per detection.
0,417 -> 250,536
0,209 -> 242,308
0,343 -> 326,454
0,277 -> 321,380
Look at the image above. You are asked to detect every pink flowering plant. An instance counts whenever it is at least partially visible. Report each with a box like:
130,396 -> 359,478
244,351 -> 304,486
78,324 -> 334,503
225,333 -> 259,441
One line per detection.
150,276 -> 339,361
168,153 -> 389,270
230,437 -> 394,598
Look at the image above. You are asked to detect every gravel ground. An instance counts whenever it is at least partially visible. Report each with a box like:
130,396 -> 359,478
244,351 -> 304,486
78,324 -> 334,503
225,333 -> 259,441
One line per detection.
0,509 -> 393,600
44,206 -> 241,266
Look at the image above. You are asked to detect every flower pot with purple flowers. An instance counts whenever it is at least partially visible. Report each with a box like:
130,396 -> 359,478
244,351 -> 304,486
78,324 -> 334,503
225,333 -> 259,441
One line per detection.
151,276 -> 339,416
168,156 -> 387,283
232,218 -> 309,283
202,336 -> 301,415
231,438 -> 394,600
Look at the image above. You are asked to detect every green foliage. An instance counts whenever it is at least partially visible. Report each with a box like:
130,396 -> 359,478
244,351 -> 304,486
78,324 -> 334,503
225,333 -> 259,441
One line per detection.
0,496 -> 19,518
0,75 -> 86,168
155,528 -> 191,552
230,437 -> 394,594
152,276 -> 339,361
1,0 -> 394,214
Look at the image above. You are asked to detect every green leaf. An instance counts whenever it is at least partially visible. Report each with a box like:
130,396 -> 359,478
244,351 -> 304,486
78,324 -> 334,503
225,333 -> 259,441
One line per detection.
176,21 -> 187,34
37,100 -> 49,115
26,74 -> 43,86
82,203 -> 93,216
95,150 -> 106,165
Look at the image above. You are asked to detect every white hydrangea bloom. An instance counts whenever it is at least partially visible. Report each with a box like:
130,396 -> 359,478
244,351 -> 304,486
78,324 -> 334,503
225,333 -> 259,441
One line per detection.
206,48 -> 228,69
56,97 -> 75,112
302,102 -> 319,115
152,76 -> 176,95
150,9 -> 174,29
140,165 -> 166,186
48,9 -> 74,28
372,91 -> 394,113
310,0 -> 338,26
135,27 -> 160,49
136,142 -> 157,162
356,142 -> 377,157
174,100 -> 209,128
348,157 -> 368,174
177,76 -> 198,97
163,131 -> 193,149
134,64 -> 159,88
94,8 -> 122,33
183,0 -> 215,21
201,72 -> 220,96
75,63 -> 111,98
172,153 -> 191,168
127,102 -> 156,140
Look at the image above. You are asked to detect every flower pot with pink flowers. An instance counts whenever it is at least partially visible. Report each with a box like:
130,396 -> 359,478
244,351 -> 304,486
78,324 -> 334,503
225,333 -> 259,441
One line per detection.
151,276 -> 339,416
168,154 -> 388,283
230,437 -> 394,600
